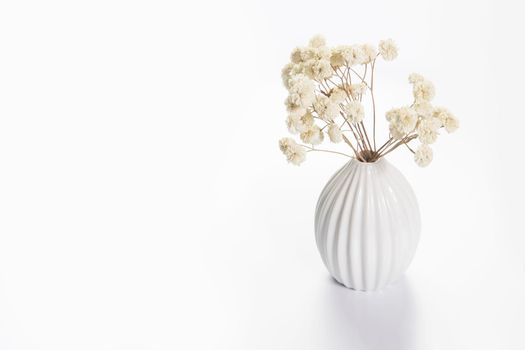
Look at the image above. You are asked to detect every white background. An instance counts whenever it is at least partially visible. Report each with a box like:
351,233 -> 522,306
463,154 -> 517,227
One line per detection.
0,0 -> 524,349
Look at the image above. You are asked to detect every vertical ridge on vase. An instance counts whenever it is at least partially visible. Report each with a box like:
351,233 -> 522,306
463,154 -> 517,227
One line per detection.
385,164 -> 402,284
318,162 -> 355,280
316,162 -> 351,271
377,163 -> 393,290
361,165 -> 371,290
331,162 -> 359,284
369,163 -> 383,290
349,165 -> 364,290
335,162 -> 358,287
327,163 -> 355,283
391,165 -> 418,281
341,162 -> 360,288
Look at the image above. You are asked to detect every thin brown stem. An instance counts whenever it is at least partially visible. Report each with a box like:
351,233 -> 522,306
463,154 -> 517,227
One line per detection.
379,134 -> 418,157
404,142 -> 416,154
342,135 -> 364,161
339,111 -> 362,150
301,145 -> 352,158
348,67 -> 370,88
358,122 -> 373,150
370,57 -> 377,150
376,137 -> 394,154
354,123 -> 367,150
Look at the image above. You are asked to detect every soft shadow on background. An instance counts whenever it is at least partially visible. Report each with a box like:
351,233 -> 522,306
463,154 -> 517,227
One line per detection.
318,277 -> 416,350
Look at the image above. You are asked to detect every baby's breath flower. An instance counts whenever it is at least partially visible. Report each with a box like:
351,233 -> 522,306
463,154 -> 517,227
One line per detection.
378,39 -> 398,61
360,44 -> 377,64
309,35 -> 326,48
389,124 -> 405,140
386,107 -> 417,134
414,144 -> 433,167
285,94 -> 306,117
290,47 -> 307,64
413,100 -> 433,118
433,107 -> 459,133
286,114 -> 301,134
304,46 -> 331,61
279,137 -> 306,165
417,117 -> 441,144
329,87 -> 347,104
281,63 -> 294,89
313,95 -> 339,121
281,63 -> 304,89
300,125 -> 324,145
444,114 -> 459,133
348,83 -> 367,98
286,111 -> 315,134
408,73 -> 425,84
330,46 -> 346,67
343,45 -> 367,66
287,74 -> 316,107
413,79 -> 435,102
344,101 -> 365,123
327,124 -> 343,143
304,59 -> 333,80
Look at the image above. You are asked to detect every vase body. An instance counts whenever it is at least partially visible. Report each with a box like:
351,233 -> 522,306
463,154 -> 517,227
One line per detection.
314,158 -> 421,291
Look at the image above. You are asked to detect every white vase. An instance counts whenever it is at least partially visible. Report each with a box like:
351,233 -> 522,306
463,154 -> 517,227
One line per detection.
314,158 -> 421,291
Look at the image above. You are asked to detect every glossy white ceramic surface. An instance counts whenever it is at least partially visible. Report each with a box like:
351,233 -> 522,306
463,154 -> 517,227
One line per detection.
314,158 -> 421,291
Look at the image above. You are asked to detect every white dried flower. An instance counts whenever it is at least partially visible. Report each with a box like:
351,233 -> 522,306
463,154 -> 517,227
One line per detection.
344,101 -> 365,123
327,124 -> 343,143
413,100 -> 433,118
304,59 -> 333,80
286,111 -> 314,134
279,137 -> 306,165
360,44 -> 377,64
343,45 -> 367,66
444,114 -> 459,133
313,95 -> 339,121
281,63 -> 294,89
304,46 -> 331,61
286,114 -> 301,134
433,107 -> 459,133
348,83 -> 367,98
290,47 -> 307,64
414,144 -> 433,167
408,73 -> 425,84
330,46 -> 346,67
386,107 -> 417,133
378,39 -> 398,61
413,79 -> 435,102
287,74 -> 316,107
300,124 -> 324,145
281,63 -> 303,89
329,87 -> 347,104
389,124 -> 406,140
309,35 -> 326,48
417,117 -> 441,144
285,94 -> 306,117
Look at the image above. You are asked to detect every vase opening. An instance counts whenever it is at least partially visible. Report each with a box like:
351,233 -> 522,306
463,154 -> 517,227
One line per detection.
356,150 -> 380,163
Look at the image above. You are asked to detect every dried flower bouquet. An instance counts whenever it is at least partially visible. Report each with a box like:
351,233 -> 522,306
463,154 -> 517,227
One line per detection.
278,36 -> 459,167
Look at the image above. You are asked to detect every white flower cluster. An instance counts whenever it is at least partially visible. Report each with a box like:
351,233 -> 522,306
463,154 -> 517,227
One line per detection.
378,39 -> 398,61
279,36 -> 397,165
386,74 -> 459,167
279,35 -> 459,168
279,138 -> 306,165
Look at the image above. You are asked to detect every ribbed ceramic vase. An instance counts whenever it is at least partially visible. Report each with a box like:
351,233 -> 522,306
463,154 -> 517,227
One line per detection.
314,158 -> 421,291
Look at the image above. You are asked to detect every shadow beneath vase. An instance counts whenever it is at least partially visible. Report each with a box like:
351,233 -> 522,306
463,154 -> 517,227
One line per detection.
318,275 -> 417,350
